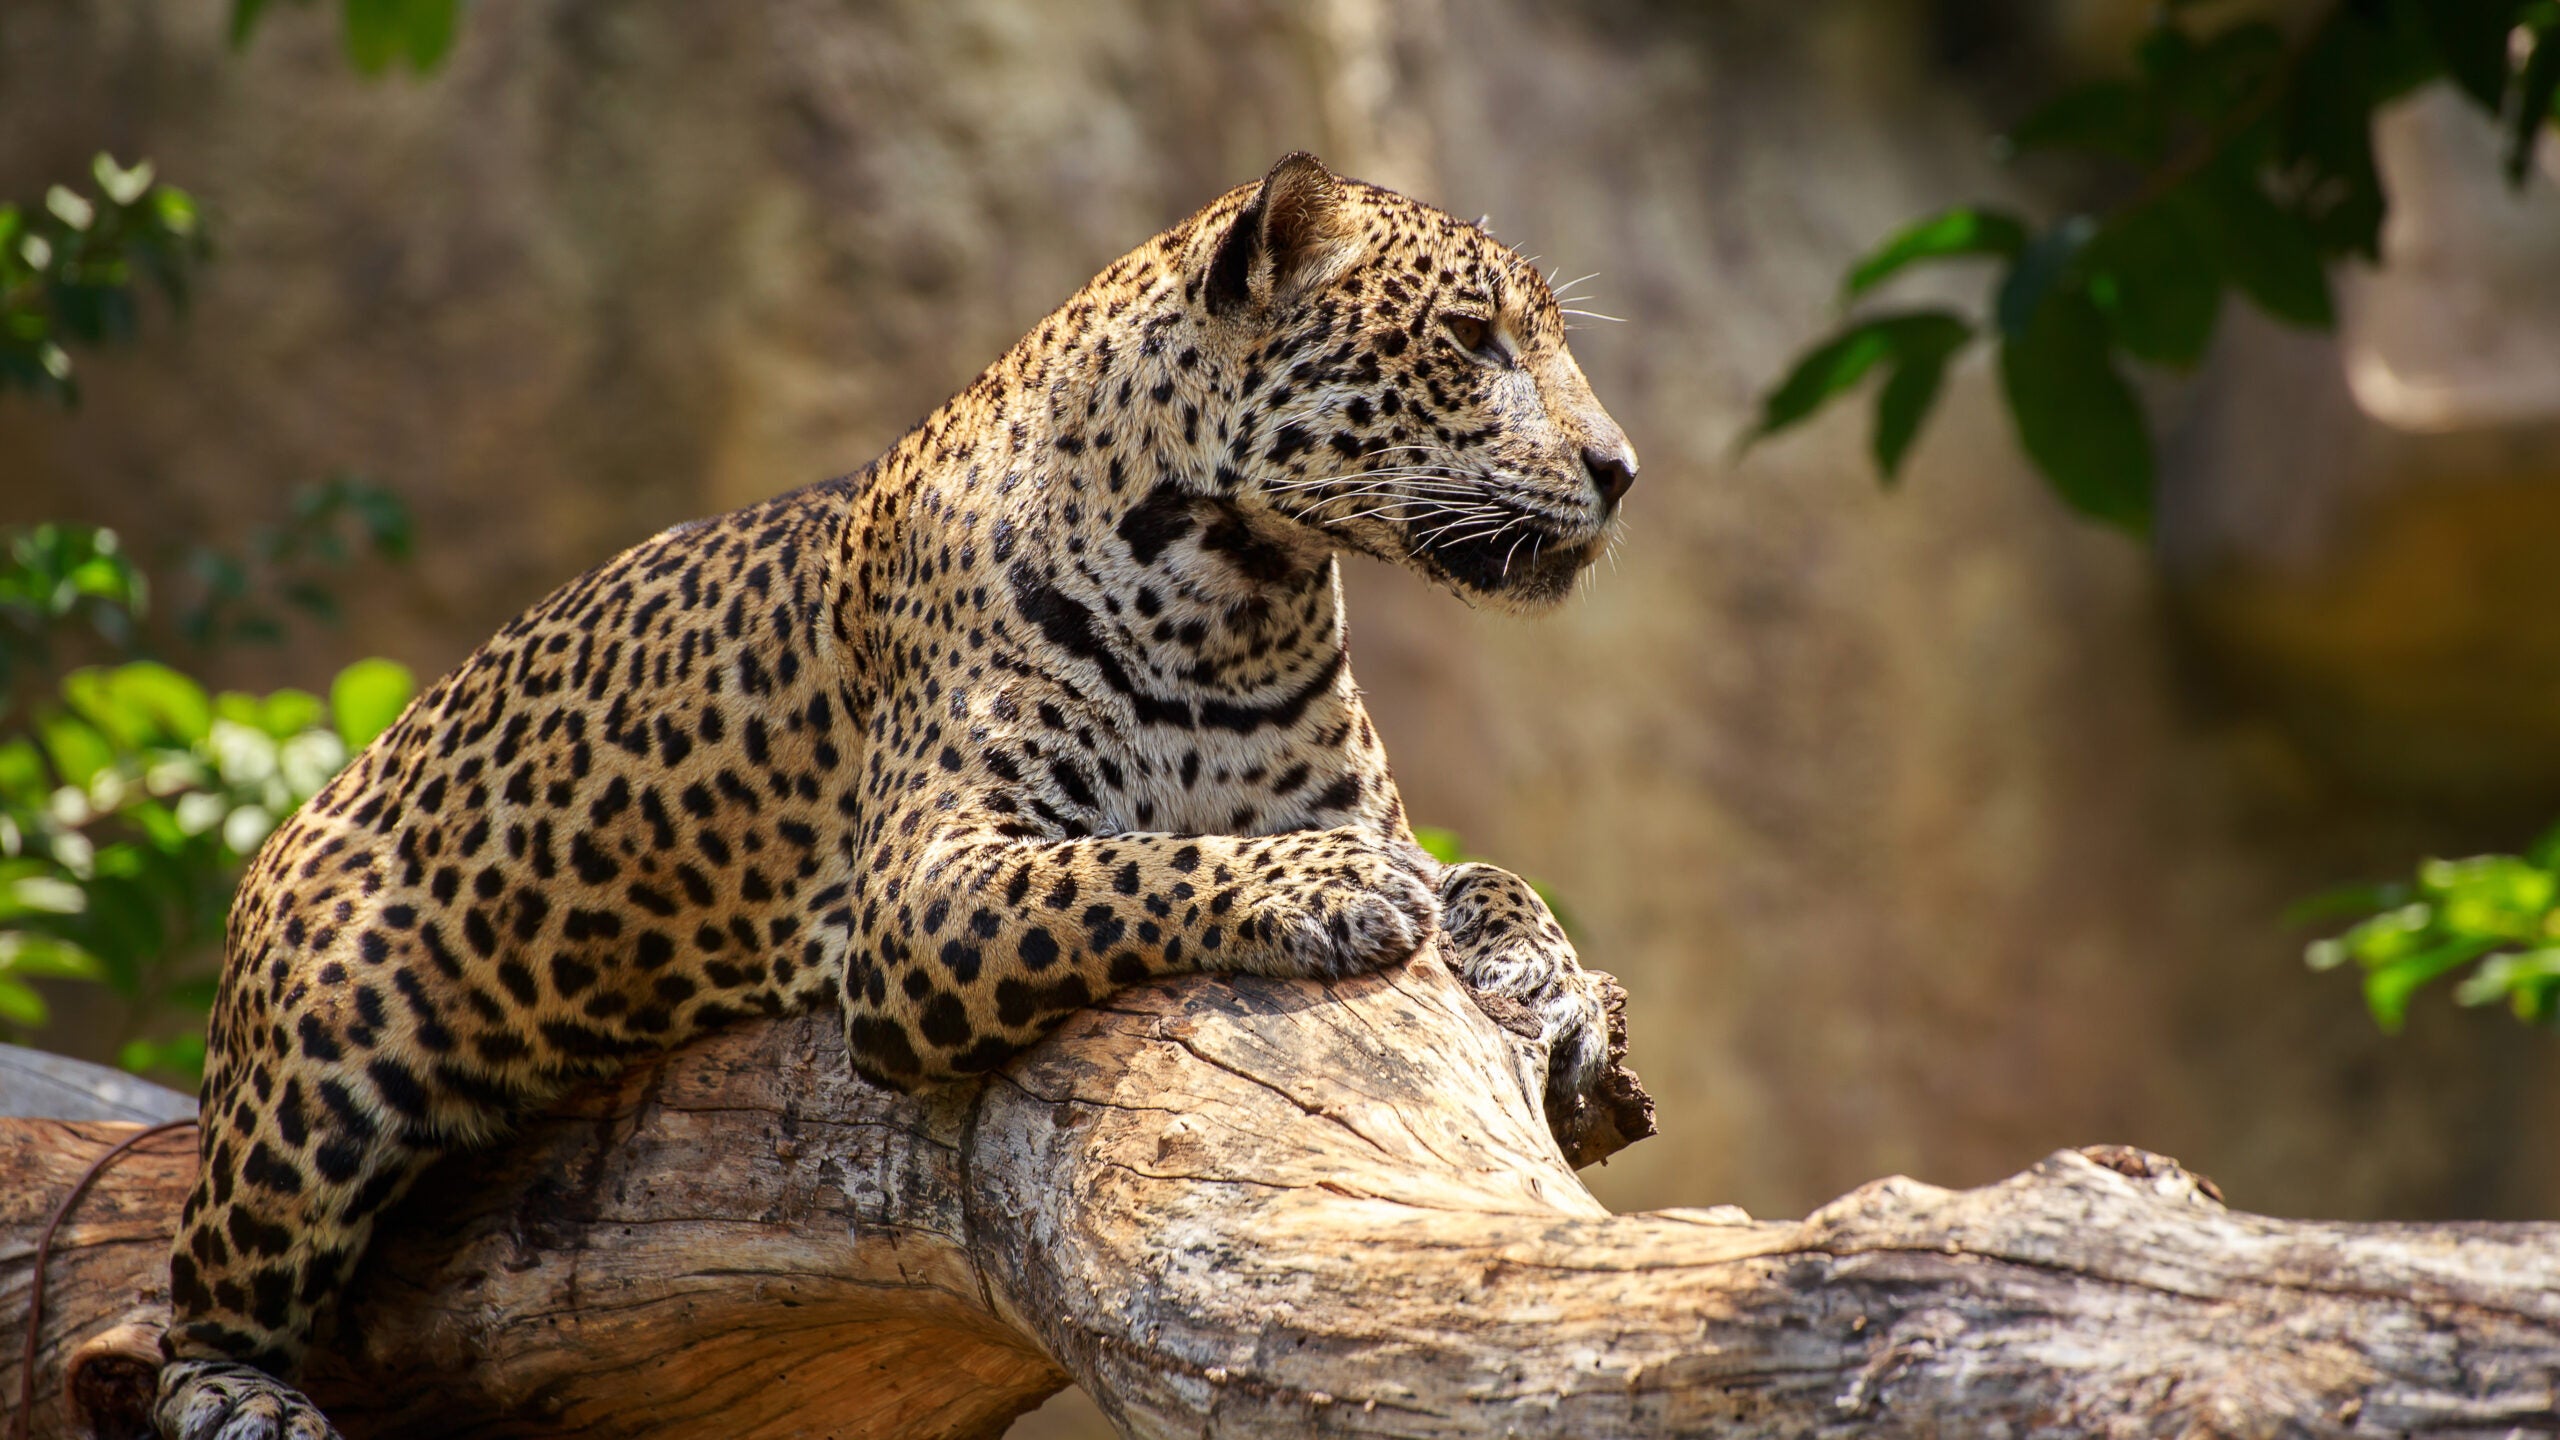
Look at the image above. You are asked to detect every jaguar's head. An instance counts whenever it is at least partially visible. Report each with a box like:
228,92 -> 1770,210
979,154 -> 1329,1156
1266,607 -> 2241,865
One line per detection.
1189,152 -> 1637,612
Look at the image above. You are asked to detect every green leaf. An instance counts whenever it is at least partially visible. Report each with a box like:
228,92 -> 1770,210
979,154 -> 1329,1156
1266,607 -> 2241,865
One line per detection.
89,157 -> 146,212
151,186 -> 201,241
2453,948 -> 2560,1008
1996,290 -> 2154,531
1841,207 -> 2029,301
329,658 -> 414,749
66,553 -> 146,608
45,185 -> 96,233
280,578 -> 342,622
2417,854 -> 2555,940
1751,324 -> 1898,443
67,662 -> 214,748
1993,217 -> 2097,338
2084,204 -> 2223,368
2335,901 -> 2438,968
2178,171 -> 2333,329
0,933 -> 107,981
0,872 -> 86,919
2364,936 -> 2501,1033
2280,10 -> 2388,260
217,687 -> 326,740
116,662 -> 215,744
36,712 -> 117,787
342,0 -> 402,73
343,479 -> 416,558
399,0 -> 458,70
1749,311 -> 1972,449
74,869 -> 169,991
1871,319 -> 1971,482
2511,22 -> 2560,186
0,977 -> 46,1027
0,738 -> 49,804
2419,0 -> 2522,112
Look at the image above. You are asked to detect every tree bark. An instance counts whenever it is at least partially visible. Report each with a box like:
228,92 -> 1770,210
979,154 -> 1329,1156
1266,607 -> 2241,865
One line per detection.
6,948 -> 2558,1439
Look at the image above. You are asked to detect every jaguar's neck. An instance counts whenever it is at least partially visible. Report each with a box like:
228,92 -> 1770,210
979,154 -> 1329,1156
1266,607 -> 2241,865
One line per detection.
902,242 -> 1349,709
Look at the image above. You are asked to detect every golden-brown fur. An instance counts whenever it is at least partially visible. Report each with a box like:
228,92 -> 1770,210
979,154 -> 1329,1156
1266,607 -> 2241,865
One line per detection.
157,152 -> 1637,1440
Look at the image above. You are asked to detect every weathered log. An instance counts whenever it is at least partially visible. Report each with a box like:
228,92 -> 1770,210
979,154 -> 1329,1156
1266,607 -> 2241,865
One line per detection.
6,947 -> 2559,1439
0,1049 -> 195,1127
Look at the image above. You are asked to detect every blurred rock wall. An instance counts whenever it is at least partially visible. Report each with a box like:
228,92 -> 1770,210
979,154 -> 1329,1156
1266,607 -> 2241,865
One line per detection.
3,0 -> 2552,1248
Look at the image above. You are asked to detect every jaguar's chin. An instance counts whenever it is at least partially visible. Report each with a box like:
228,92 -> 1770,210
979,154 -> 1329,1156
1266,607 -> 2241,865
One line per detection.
1408,522 -> 1605,612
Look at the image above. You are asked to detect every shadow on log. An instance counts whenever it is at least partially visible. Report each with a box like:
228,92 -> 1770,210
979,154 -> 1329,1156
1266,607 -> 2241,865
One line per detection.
7,948 -> 2559,1438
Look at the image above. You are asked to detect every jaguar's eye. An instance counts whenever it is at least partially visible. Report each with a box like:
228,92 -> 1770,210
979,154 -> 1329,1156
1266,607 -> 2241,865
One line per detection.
1443,313 -> 1495,358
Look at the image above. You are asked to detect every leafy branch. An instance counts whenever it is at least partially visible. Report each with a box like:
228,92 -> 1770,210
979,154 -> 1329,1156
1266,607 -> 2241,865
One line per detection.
0,0 -> 459,1078
1747,0 -> 2560,531
1751,1 -> 2560,1036
2299,830 -> 2560,1033
178,474 -> 417,650
0,154 -> 208,408
0,482 -> 415,723
0,505 -> 417,1078
0,654 -> 413,1072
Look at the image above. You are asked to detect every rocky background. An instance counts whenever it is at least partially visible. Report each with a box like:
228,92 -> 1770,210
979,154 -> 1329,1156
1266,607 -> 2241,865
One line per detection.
5,2 -> 2557,1433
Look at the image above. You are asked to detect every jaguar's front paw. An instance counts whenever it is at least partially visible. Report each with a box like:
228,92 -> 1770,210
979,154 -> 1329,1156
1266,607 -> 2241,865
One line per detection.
1236,833 -> 1441,980
156,1359 -> 340,1440
1440,862 -> 1654,1166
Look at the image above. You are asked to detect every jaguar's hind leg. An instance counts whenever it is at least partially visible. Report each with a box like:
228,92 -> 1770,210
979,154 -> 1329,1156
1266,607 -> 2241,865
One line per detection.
155,1029 -> 469,1440
154,921 -> 550,1440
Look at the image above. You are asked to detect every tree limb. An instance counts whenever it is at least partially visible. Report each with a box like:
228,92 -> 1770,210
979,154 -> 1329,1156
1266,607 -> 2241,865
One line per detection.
6,948 -> 2557,1438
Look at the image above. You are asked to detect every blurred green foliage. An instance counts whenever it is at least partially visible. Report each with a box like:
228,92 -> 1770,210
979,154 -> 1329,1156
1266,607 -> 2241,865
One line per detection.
1,480 -> 414,721
2300,829 -> 2560,1033
0,154 -> 208,407
1750,0 -> 2560,531
1758,0 -> 2560,1037
180,474 -> 417,650
229,0 -> 461,76
0,508 -> 416,1080
0,0 -> 452,1080
0,526 -> 149,710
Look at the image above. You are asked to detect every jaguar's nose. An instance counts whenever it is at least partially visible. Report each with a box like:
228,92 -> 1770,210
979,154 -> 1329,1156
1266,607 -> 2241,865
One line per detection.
1582,447 -> 1636,508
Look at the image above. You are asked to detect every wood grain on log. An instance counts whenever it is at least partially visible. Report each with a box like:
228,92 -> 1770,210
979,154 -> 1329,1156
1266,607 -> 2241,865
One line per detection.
6,948 -> 2558,1438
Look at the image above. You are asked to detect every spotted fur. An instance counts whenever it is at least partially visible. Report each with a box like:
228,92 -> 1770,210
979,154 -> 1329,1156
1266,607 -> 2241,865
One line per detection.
156,153 -> 1638,1440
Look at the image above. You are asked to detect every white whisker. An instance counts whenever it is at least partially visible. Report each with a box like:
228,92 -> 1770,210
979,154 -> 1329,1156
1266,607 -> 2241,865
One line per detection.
1415,516 -> 1515,547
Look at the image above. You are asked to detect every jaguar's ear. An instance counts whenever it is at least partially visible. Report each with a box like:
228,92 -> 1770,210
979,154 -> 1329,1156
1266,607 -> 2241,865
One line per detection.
1206,152 -> 1360,316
